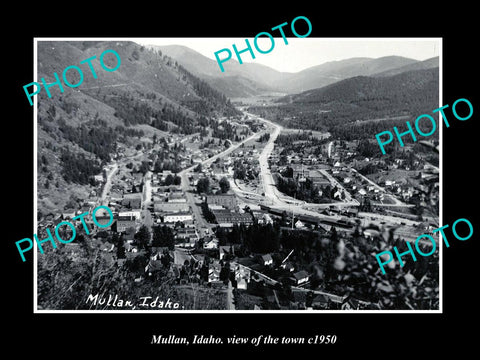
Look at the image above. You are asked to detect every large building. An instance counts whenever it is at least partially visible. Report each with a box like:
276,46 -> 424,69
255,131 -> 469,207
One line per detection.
212,210 -> 253,225
308,170 -> 330,187
154,201 -> 190,214
206,194 -> 237,210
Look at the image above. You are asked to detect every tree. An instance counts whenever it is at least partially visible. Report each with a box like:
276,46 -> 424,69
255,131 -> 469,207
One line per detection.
160,251 -> 172,268
194,163 -> 202,172
173,175 -> 181,186
220,263 -> 230,284
219,177 -> 230,193
196,177 -> 210,194
152,225 -> 175,250
134,225 -> 150,250
116,234 -> 126,259
164,174 -> 174,186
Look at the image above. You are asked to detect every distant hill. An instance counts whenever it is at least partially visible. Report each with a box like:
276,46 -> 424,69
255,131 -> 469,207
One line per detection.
282,67 -> 439,105
248,67 -> 439,135
373,56 -> 439,77
273,56 -> 419,94
152,44 -> 284,97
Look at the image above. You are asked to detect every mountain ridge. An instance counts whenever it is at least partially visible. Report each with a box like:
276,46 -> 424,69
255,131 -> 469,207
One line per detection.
152,43 -> 439,97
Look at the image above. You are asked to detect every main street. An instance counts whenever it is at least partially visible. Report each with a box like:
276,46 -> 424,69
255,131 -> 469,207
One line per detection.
180,171 -> 211,238
178,122 -> 268,238
99,163 -> 118,206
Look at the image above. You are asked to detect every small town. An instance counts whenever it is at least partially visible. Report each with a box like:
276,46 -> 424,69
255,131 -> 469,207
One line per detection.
36,107 -> 439,311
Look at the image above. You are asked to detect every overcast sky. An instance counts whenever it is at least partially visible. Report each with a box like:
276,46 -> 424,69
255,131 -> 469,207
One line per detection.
134,38 -> 441,73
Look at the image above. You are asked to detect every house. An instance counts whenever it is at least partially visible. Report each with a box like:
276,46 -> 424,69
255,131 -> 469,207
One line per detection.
145,259 -> 164,276
262,213 -> 273,225
203,237 -> 219,250
109,190 -> 123,203
62,211 -> 76,220
341,296 -> 361,310
333,190 -> 342,199
237,278 -> 248,290
122,193 -> 142,209
133,172 -> 143,186
293,270 -> 309,285
295,220 -> 306,229
208,262 -> 222,283
261,254 -> 273,266
230,262 -> 251,281
99,241 -> 114,252
116,216 -> 136,233
312,294 -> 329,309
124,227 -> 136,243
93,174 -> 104,183
252,211 -> 264,224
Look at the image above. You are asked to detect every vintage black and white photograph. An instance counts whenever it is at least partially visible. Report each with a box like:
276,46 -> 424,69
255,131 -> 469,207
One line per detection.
33,37 -> 441,312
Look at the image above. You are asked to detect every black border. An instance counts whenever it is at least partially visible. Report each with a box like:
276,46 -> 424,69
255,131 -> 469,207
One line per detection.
7,6 -> 479,355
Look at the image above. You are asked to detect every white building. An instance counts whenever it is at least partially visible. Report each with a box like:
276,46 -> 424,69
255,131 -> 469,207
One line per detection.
118,209 -> 142,220
163,212 -> 193,223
